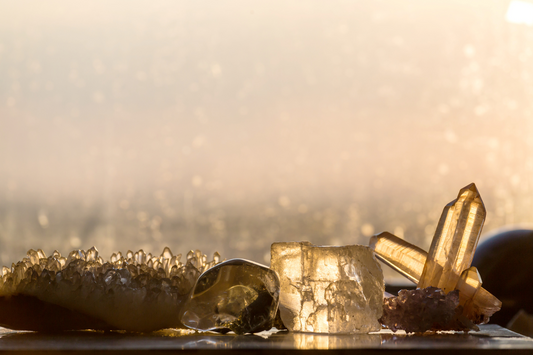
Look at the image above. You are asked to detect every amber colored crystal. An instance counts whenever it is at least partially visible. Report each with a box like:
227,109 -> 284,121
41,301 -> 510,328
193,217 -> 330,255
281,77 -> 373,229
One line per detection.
418,183 -> 486,293
271,242 -> 384,333
456,267 -> 482,306
370,231 -> 501,324
369,232 -> 425,284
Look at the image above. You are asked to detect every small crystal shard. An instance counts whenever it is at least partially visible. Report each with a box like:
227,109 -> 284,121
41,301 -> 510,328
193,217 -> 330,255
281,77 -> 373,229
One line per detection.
380,287 -> 477,333
419,183 -> 486,293
180,259 -> 280,335
271,242 -> 384,333
85,246 -> 98,262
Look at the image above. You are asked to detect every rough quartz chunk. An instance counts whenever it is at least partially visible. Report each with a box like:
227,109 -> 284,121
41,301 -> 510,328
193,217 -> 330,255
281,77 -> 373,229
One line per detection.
180,259 -> 280,335
271,242 -> 384,333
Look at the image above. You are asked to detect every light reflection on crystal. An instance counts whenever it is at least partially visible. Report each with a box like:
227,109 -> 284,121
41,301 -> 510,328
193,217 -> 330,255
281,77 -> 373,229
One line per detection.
419,183 -> 486,293
181,259 -> 279,335
369,232 -> 425,284
371,231 -> 501,324
271,242 -> 384,334
370,183 -> 502,328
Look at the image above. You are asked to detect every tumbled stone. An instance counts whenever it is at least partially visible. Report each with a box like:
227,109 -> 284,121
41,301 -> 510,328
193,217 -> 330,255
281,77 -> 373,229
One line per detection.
180,259 -> 280,335
380,287 -> 477,333
271,242 -> 384,333
0,247 -> 221,332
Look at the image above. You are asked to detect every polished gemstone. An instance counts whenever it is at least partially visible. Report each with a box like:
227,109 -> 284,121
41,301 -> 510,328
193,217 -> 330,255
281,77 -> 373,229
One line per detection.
271,242 -> 384,333
180,259 -> 280,335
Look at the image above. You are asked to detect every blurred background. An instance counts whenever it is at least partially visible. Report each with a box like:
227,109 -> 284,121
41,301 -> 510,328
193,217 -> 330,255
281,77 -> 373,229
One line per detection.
1,0 -> 532,281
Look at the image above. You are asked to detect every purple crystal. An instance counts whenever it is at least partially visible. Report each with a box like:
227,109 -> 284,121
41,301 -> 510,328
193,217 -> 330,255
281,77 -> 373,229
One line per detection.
380,286 -> 478,333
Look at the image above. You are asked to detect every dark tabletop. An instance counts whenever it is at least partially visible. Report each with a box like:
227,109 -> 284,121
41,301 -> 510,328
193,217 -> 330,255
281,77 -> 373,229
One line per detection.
0,324 -> 531,354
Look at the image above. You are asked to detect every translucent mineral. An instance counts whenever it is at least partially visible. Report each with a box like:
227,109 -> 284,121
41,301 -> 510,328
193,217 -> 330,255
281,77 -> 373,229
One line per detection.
180,259 -> 280,335
371,232 -> 501,324
271,242 -> 384,333
0,247 -> 221,332
369,183 -> 502,330
380,287 -> 476,333
418,183 -> 486,292
369,232 -> 426,284
370,231 -> 501,322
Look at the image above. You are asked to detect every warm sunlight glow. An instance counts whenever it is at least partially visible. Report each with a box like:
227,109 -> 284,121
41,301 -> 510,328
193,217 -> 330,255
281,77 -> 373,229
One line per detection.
506,0 -> 533,25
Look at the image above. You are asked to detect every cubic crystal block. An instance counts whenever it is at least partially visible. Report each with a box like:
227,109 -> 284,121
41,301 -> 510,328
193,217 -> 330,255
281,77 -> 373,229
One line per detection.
370,231 -> 501,324
180,259 -> 280,335
271,242 -> 384,333
0,247 -> 221,332
419,183 -> 486,293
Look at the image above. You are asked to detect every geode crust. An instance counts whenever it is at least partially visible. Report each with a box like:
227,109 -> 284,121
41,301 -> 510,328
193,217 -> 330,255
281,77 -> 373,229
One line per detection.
380,287 -> 478,333
0,247 -> 221,332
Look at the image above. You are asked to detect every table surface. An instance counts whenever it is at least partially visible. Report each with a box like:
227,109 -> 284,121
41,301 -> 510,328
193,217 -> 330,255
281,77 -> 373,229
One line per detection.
0,324 -> 531,354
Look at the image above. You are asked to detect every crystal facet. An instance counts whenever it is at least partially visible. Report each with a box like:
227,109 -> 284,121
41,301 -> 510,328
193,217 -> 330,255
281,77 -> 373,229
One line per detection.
418,183 -> 486,292
180,259 -> 280,335
271,242 -> 384,333
370,231 -> 501,324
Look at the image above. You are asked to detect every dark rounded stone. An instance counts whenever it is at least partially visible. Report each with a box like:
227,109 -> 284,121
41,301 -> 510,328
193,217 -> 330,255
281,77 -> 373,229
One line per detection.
472,229 -> 533,326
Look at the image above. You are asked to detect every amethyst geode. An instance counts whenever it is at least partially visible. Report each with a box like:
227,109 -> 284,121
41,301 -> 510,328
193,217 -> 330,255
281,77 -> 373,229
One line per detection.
380,287 -> 477,333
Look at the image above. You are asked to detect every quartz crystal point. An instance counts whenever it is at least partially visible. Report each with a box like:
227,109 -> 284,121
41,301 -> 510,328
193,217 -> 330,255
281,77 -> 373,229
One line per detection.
181,259 -> 280,335
369,232 -> 426,284
0,246 -> 221,332
418,183 -> 486,292
370,233 -> 501,323
271,242 -> 384,333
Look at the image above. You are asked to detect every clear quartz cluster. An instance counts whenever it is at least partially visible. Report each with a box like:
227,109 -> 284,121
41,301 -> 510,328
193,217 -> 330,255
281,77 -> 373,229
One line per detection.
181,259 -> 280,335
370,183 -> 502,331
271,242 -> 384,334
0,246 -> 221,332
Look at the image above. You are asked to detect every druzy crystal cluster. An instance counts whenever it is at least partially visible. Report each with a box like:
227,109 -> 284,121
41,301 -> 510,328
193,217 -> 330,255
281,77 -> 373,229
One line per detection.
370,183 -> 502,332
0,247 -> 221,332
380,287 -> 474,333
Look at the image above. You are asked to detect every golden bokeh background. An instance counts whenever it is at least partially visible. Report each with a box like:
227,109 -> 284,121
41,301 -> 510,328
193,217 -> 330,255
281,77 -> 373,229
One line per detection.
1,1 -> 532,280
